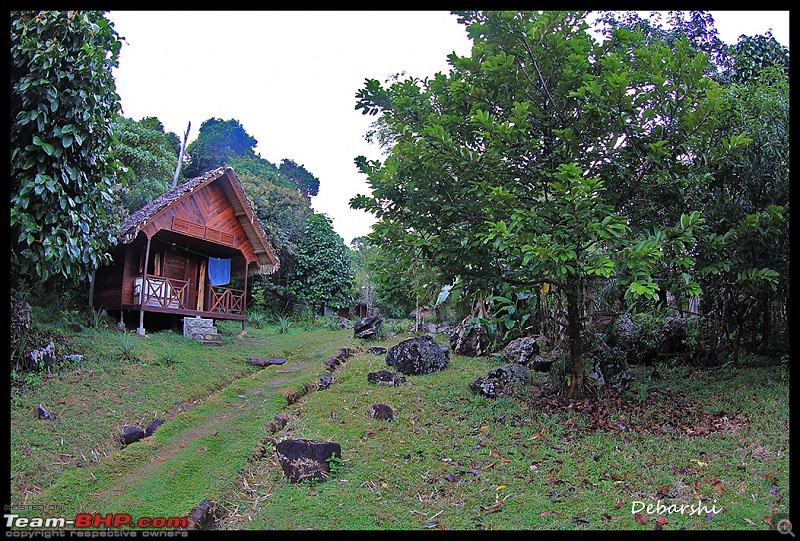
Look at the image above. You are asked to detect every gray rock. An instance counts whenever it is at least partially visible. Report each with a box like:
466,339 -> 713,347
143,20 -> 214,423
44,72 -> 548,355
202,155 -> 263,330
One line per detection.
386,334 -> 450,375
367,369 -> 406,386
275,439 -> 342,483
450,317 -> 491,357
121,426 -> 146,446
470,364 -> 529,398
502,337 -> 541,365
369,403 -> 395,421
354,315 -> 383,340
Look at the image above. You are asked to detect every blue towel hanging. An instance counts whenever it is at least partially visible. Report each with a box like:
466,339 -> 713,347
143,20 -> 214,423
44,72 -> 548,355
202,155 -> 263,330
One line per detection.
208,257 -> 231,286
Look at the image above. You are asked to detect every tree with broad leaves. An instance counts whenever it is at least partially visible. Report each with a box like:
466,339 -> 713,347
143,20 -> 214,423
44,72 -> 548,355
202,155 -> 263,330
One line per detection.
290,213 -> 355,324
108,116 -> 181,224
352,11 -> 745,398
11,10 -> 127,286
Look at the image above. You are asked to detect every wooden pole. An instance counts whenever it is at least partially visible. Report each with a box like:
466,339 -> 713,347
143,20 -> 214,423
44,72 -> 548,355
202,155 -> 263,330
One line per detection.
138,237 -> 152,336
241,262 -> 248,334
197,259 -> 207,312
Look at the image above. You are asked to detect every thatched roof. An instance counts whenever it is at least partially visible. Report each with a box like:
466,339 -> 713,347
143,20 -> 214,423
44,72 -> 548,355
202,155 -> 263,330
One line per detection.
118,167 -> 279,274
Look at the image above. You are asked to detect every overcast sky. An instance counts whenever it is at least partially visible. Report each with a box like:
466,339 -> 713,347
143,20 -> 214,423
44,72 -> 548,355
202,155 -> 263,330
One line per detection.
108,11 -> 790,246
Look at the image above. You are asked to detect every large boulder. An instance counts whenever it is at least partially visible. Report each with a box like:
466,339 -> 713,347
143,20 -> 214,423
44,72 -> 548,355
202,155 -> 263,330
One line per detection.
29,342 -> 56,373
658,315 -> 687,355
386,334 -> 449,375
450,317 -> 491,357
470,364 -> 529,398
502,337 -> 540,365
275,439 -> 342,483
585,343 -> 632,395
354,315 -> 383,340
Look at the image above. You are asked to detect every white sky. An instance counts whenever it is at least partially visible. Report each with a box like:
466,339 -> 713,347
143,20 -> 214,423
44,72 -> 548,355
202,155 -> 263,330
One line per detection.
108,10 -> 790,246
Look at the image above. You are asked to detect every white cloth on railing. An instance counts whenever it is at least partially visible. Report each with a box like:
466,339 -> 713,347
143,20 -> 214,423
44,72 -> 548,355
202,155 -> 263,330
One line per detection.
134,277 -> 179,308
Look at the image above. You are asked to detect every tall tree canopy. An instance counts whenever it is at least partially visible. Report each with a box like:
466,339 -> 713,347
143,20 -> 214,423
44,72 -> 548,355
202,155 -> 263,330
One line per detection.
352,10 -> 755,397
597,11 -> 790,362
279,159 -> 320,198
10,10 -> 126,285
108,116 -> 181,223
183,118 -> 258,178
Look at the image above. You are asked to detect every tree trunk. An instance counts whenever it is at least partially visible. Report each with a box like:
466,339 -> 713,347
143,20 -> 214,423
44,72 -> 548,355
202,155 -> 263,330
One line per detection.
565,277 -> 584,399
171,122 -> 191,189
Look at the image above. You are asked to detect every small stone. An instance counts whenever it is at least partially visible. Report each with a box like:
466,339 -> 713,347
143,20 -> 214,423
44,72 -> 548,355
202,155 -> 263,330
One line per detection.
369,403 -> 395,421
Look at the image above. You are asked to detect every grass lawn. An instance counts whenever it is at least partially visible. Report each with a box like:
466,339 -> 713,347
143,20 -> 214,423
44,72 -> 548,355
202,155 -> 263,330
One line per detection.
9,321 -> 790,531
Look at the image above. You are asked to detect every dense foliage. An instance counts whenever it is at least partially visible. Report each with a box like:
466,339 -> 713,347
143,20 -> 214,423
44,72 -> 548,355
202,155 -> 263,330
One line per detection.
278,159 -> 320,198
108,115 -> 181,223
10,10 -> 126,285
182,118 -> 258,178
351,10 -> 789,397
290,213 -> 355,322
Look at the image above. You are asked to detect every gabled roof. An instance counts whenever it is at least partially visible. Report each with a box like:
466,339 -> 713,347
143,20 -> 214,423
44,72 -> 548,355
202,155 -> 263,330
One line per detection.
118,167 -> 280,274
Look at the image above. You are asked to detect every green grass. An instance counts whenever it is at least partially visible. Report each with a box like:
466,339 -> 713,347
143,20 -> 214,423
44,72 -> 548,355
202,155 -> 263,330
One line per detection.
9,324 -> 790,531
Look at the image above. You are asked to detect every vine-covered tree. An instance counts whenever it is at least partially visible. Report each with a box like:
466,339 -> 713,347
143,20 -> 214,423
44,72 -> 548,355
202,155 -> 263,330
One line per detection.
290,213 -> 355,324
352,10 -> 747,398
10,10 -> 126,285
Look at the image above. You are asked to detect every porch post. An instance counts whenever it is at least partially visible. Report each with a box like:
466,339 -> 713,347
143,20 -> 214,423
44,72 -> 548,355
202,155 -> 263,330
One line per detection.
138,236 -> 151,336
241,261 -> 249,334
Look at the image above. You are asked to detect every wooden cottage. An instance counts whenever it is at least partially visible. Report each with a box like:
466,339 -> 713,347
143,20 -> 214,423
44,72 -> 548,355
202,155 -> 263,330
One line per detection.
91,167 -> 280,335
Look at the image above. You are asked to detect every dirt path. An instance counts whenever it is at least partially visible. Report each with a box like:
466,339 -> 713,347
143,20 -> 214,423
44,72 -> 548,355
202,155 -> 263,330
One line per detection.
22,333 -> 355,525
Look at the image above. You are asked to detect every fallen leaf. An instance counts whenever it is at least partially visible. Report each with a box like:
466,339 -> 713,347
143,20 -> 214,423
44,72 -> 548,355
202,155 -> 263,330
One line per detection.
744,518 -> 756,525
763,517 -> 774,527
496,485 -> 507,491
635,513 -> 647,526
654,517 -> 669,525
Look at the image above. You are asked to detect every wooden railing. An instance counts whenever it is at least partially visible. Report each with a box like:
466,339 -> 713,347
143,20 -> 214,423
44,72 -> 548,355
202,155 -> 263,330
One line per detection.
209,286 -> 245,315
137,276 -> 188,309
